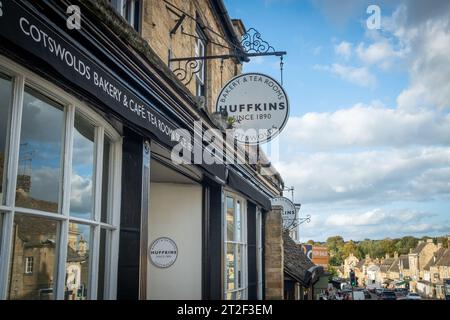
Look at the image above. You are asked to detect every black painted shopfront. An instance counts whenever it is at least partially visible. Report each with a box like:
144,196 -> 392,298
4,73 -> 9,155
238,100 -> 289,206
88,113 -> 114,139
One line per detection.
0,0 -> 277,300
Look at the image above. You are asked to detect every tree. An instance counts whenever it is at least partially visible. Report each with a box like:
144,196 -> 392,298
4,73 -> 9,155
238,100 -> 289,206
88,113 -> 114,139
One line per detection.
327,236 -> 345,266
340,240 -> 358,259
326,236 -> 344,253
379,239 -> 396,257
306,239 -> 315,245
394,236 -> 418,255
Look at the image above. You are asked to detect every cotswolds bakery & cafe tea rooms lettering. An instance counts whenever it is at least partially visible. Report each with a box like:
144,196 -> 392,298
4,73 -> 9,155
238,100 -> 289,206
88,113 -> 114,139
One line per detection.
216,73 -> 289,144
0,0 -> 191,151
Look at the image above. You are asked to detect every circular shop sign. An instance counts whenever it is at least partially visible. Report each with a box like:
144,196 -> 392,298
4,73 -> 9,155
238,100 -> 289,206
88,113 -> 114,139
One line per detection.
216,73 -> 289,144
149,237 -> 178,268
271,197 -> 296,229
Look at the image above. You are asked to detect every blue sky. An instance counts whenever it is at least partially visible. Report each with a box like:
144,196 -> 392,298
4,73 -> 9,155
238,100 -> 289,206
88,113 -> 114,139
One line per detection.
225,0 -> 450,242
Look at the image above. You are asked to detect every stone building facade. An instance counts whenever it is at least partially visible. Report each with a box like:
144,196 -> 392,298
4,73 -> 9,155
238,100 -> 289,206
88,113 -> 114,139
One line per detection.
0,0 -> 286,300
338,236 -> 450,299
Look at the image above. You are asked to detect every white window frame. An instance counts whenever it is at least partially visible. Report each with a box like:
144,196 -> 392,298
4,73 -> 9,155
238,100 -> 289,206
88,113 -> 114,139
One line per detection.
0,55 -> 122,300
110,0 -> 140,31
195,27 -> 206,97
223,191 -> 248,300
25,257 -> 33,274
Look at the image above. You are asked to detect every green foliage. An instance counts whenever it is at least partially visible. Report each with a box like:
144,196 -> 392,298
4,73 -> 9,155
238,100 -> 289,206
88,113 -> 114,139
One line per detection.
324,234 -> 446,265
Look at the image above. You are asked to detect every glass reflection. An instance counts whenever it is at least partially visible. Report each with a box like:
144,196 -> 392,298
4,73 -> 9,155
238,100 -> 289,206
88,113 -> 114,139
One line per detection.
101,139 -> 111,223
237,244 -> 242,288
65,223 -> 90,300
8,214 -> 57,300
0,73 -> 12,205
236,200 -> 241,242
97,228 -> 108,299
226,197 -> 234,241
226,243 -> 235,291
70,114 -> 94,219
16,87 -> 64,213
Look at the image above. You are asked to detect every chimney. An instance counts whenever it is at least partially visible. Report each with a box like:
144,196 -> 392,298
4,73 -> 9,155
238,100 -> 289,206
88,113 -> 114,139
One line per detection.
385,253 -> 389,259
394,251 -> 398,259
409,248 -> 413,254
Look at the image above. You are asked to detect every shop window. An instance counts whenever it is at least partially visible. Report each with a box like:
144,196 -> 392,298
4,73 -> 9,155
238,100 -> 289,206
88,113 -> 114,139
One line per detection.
109,0 -> 141,32
101,138 -> 112,223
0,60 -> 121,300
65,223 -> 91,300
97,228 -> 109,299
224,193 -> 247,300
70,114 -> 95,219
8,215 -> 57,299
0,73 -> 12,205
16,87 -> 64,213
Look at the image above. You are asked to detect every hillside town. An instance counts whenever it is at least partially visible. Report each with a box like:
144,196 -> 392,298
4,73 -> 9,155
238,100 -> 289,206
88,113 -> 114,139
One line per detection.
334,236 -> 450,300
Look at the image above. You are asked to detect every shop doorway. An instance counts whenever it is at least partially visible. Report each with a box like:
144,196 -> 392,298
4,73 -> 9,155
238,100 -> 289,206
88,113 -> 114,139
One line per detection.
147,158 -> 203,299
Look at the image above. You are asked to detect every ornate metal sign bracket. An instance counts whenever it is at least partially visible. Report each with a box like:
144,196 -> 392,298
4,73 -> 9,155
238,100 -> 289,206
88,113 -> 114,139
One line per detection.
169,25 -> 287,85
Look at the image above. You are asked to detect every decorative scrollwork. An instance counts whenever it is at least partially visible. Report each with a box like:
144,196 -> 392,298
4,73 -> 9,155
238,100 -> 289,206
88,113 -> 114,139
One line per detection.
241,28 -> 275,54
172,59 -> 203,85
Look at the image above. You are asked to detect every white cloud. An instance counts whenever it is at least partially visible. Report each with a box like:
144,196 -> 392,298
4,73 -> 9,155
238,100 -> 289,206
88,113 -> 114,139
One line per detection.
281,103 -> 450,150
356,41 -> 403,70
314,63 -> 376,87
70,173 -> 93,215
378,3 -> 450,110
335,41 -> 352,59
274,147 -> 450,204
325,209 -> 434,227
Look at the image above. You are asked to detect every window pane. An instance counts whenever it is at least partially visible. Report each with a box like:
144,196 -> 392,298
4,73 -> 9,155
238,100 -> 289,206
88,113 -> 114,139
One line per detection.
235,200 -> 241,242
226,196 -> 234,241
101,138 -> 111,223
70,114 -> 94,219
16,87 -> 64,213
8,214 -> 58,300
237,244 -> 243,288
0,73 -> 12,205
226,243 -> 235,291
226,291 -> 236,300
65,223 -> 90,300
97,228 -> 108,299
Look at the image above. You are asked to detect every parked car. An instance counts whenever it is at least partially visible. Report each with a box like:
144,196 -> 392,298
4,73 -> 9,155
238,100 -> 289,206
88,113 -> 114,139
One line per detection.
379,290 -> 397,300
404,292 -> 422,300
394,288 -> 408,298
352,290 -> 366,300
363,289 -> 372,299
375,288 -> 384,296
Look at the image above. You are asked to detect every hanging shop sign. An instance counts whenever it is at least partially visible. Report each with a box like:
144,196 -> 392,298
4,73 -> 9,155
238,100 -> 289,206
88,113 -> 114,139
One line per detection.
149,237 -> 178,268
271,196 -> 296,229
216,73 -> 289,144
